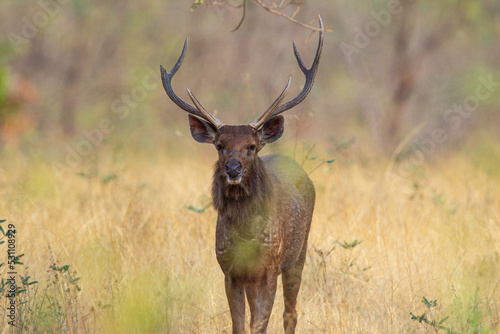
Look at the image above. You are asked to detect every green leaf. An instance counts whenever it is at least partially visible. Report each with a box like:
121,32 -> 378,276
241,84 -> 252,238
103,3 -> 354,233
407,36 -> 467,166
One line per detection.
337,239 -> 363,249
185,203 -> 211,213
102,173 -> 117,184
417,313 -> 427,323
0,219 -> 6,223
191,0 -> 203,10
438,316 -> 449,324
50,264 -> 70,272
0,225 -> 5,235
326,159 -> 335,163
185,205 -> 205,213
422,296 -> 437,309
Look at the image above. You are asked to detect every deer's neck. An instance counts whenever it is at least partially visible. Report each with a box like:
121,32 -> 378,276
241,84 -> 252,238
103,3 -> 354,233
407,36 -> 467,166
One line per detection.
212,158 -> 273,222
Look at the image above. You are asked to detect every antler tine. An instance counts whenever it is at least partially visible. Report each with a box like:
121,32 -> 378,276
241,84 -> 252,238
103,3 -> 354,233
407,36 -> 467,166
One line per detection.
252,15 -> 324,128
160,38 -> 224,128
249,77 -> 291,130
274,15 -> 324,116
187,88 -> 224,129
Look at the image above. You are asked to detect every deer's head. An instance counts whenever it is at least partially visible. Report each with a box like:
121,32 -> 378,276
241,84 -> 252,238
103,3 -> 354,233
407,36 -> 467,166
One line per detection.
160,17 -> 324,186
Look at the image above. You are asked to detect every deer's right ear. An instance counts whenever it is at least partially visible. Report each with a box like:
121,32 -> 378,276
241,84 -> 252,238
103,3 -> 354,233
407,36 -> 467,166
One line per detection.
188,115 -> 217,144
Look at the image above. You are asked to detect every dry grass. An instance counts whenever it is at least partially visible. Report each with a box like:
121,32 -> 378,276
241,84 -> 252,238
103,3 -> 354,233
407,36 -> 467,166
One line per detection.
0,139 -> 499,333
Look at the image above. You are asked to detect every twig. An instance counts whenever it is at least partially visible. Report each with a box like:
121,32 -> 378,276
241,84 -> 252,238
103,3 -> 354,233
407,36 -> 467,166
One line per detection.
231,0 -> 247,31
308,160 -> 325,175
250,0 -> 332,32
301,143 -> 316,166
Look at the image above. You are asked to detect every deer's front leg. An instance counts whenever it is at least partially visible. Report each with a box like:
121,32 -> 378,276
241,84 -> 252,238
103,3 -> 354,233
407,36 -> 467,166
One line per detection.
251,275 -> 278,334
225,275 -> 246,334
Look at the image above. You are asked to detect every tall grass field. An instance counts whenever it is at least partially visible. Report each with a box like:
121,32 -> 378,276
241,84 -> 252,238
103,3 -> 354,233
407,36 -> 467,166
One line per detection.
0,135 -> 499,333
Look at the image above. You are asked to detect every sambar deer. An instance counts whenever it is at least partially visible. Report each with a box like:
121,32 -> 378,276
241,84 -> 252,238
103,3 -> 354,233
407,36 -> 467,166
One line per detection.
160,16 -> 323,334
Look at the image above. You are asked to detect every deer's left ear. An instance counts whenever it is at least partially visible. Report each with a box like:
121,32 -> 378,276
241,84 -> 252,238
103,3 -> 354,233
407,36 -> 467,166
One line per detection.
258,115 -> 284,144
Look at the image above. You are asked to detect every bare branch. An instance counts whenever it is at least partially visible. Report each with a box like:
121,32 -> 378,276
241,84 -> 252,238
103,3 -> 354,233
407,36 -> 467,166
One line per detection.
250,0 -> 332,32
218,0 -> 332,33
231,0 -> 247,31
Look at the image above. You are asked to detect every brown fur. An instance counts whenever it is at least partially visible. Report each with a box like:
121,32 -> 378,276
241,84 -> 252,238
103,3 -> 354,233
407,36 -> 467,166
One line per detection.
208,124 -> 315,334
161,18 -> 323,332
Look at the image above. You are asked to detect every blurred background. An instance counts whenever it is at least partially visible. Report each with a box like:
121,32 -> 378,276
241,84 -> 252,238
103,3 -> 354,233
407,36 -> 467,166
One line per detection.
1,0 -> 499,166
1,1 -> 500,332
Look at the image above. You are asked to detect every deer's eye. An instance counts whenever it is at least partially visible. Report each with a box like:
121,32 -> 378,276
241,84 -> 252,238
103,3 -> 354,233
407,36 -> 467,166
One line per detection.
216,144 -> 224,152
248,145 -> 256,152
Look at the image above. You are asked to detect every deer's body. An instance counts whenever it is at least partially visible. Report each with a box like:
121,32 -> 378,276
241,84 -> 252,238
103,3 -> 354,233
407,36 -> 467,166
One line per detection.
214,153 -> 315,333
160,17 -> 323,333
214,153 -> 315,279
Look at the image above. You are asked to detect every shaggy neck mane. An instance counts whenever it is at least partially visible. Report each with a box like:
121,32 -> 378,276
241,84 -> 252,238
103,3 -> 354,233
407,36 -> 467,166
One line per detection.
212,157 -> 273,221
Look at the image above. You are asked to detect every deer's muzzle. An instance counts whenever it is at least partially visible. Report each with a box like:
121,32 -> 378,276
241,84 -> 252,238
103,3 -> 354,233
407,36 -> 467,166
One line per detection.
224,159 -> 243,184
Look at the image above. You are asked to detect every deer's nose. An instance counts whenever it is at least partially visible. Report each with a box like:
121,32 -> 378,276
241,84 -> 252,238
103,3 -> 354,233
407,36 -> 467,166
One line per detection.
224,159 -> 242,179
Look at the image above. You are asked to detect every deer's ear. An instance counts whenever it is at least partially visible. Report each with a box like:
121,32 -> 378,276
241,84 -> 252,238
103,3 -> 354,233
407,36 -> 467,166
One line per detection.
259,115 -> 284,144
188,115 -> 217,144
